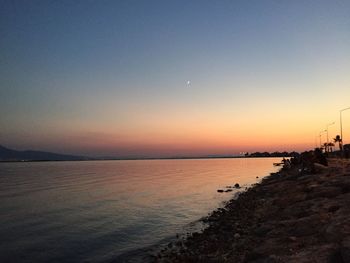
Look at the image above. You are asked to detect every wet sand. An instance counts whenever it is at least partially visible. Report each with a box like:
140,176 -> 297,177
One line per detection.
155,159 -> 350,262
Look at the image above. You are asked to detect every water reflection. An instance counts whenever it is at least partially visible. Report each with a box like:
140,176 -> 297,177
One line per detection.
0,158 -> 281,262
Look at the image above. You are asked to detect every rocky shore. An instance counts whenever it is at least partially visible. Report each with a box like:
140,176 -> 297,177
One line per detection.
155,158 -> 350,262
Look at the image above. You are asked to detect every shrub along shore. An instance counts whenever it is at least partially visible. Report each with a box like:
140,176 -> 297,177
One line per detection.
154,156 -> 350,262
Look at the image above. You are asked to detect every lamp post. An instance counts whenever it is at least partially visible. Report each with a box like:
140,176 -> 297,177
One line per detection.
340,107 -> 350,147
326,122 -> 335,153
319,130 -> 326,149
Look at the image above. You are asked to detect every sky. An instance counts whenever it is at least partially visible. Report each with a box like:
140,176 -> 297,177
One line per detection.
1,0 -> 350,157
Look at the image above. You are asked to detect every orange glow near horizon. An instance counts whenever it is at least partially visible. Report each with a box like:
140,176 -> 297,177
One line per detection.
8,104 -> 349,157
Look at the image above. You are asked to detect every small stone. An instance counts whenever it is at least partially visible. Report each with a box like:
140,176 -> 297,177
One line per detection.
217,189 -> 224,193
269,254 -> 279,260
254,226 -> 271,237
289,236 -> 297,241
234,233 -> 240,239
234,183 -> 240,188
328,205 -> 340,213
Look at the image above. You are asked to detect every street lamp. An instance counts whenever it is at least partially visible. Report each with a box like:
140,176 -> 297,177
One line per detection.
326,122 -> 335,152
340,107 -> 350,147
319,130 -> 326,149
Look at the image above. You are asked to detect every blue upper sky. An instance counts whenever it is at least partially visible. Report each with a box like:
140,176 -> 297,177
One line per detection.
1,0 -> 350,156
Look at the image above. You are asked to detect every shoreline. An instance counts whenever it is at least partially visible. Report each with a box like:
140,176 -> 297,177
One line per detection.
155,158 -> 350,262
0,156 -> 289,163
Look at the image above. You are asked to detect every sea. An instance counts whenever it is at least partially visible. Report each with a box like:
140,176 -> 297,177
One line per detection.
0,158 -> 281,262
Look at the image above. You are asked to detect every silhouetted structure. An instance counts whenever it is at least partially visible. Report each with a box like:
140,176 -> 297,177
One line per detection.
287,148 -> 327,174
247,151 -> 299,158
344,144 -> 350,159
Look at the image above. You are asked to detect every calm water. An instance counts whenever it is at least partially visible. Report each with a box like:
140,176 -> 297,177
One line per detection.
0,158 -> 281,262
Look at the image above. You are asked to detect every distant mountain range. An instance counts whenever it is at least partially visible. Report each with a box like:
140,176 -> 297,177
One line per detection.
0,145 -> 91,162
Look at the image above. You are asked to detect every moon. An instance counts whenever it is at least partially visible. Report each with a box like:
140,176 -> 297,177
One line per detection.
187,80 -> 191,86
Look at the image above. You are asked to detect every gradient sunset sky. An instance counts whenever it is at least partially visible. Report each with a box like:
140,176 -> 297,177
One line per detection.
1,0 -> 350,157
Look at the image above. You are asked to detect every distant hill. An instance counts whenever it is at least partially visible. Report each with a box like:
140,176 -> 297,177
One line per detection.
0,145 -> 90,162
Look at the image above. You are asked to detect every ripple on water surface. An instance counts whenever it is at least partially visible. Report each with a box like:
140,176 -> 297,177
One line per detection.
0,158 -> 281,262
